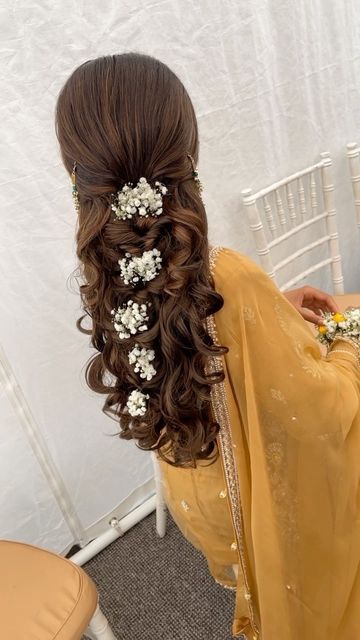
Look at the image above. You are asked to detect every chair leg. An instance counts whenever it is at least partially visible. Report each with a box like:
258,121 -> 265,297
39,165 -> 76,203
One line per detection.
85,603 -> 118,640
151,451 -> 167,538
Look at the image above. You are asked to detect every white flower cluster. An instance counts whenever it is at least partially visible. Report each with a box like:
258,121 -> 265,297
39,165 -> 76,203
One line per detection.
128,344 -> 156,381
126,389 -> 150,417
317,308 -> 360,345
111,300 -> 150,340
111,177 -> 168,220
118,249 -> 162,286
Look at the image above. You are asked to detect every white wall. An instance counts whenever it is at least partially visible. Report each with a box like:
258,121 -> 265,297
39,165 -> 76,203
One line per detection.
1,0 -> 359,552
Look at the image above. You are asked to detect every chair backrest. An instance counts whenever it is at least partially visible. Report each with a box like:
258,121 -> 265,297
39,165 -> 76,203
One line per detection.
241,152 -> 344,294
347,142 -> 360,231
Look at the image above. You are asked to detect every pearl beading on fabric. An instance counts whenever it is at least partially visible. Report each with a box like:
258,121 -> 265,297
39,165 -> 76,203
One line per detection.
206,245 -> 259,638
181,500 -> 190,511
328,336 -> 360,366
328,348 -> 358,360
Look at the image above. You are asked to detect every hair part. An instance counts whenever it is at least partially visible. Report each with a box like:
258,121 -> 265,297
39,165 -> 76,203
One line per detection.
55,52 -> 228,467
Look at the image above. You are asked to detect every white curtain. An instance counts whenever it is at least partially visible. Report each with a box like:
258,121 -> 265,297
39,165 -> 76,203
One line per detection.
1,0 -> 360,553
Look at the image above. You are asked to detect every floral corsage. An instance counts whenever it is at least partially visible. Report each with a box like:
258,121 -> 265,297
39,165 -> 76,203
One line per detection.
317,309 -> 360,363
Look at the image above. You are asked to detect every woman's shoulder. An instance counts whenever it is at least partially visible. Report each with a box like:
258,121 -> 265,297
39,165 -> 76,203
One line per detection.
208,245 -> 277,308
209,245 -> 265,282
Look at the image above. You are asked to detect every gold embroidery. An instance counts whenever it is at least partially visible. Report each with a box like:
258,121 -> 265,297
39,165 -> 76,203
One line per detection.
264,422 -> 300,549
270,388 -> 287,404
266,442 -> 284,465
209,244 -> 224,272
214,577 -> 237,591
206,245 -> 260,638
243,306 -> 257,326
274,302 -> 321,379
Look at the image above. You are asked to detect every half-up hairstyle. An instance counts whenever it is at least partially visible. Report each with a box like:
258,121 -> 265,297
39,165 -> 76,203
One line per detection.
55,53 -> 228,467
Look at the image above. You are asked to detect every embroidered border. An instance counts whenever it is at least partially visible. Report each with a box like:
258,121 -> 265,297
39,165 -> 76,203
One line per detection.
206,245 -> 260,639
214,577 -> 237,591
209,244 -> 223,272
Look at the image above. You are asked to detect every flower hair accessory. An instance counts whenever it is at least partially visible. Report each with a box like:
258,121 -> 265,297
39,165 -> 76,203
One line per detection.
118,249 -> 162,286
111,300 -> 150,340
317,309 -> 360,352
128,344 -> 156,380
70,162 -> 204,422
126,389 -> 150,417
70,158 -> 202,215
111,177 -> 167,220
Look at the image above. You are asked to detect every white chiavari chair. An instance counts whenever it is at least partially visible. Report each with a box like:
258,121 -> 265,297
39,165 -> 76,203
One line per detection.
347,142 -> 360,231
242,152 -> 345,294
151,451 -> 167,537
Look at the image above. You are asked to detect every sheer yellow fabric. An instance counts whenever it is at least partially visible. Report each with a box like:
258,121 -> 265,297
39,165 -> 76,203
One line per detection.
158,247 -> 360,639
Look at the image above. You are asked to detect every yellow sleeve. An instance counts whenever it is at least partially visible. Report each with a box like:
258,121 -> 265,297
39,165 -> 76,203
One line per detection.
214,248 -> 360,442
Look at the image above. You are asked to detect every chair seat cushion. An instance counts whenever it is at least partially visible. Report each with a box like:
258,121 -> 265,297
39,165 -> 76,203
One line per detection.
0,540 -> 98,640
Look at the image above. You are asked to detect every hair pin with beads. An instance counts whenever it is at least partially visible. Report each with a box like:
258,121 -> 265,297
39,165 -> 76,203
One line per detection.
187,153 -> 203,195
71,161 -> 81,214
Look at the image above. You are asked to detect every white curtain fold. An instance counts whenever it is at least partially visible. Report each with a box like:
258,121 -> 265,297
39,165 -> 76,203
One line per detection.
1,0 -> 359,552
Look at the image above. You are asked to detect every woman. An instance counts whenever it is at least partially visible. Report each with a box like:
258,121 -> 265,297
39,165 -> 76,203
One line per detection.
55,53 -> 360,639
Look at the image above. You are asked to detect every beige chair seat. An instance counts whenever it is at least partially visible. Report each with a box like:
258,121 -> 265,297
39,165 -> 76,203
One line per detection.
0,540 -> 98,640
334,293 -> 360,309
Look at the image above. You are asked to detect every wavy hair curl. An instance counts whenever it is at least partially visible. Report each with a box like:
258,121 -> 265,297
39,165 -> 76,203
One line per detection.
55,53 -> 228,466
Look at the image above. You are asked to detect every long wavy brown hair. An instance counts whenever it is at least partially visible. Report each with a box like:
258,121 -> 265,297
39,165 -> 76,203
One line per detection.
55,53 -> 228,466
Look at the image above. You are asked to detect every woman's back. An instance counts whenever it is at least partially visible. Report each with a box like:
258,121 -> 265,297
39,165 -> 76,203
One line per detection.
55,53 -> 360,640
161,245 -> 360,639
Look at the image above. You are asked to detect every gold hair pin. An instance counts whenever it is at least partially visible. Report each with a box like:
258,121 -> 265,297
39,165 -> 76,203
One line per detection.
71,161 -> 81,214
187,154 -> 203,195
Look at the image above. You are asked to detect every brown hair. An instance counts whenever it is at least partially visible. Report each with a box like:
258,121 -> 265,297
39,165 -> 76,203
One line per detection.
55,53 -> 228,466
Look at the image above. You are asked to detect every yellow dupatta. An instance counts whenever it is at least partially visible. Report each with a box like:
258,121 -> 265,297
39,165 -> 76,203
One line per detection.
206,246 -> 360,638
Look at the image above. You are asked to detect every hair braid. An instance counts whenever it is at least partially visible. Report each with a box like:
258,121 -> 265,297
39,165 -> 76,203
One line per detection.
56,52 -> 228,467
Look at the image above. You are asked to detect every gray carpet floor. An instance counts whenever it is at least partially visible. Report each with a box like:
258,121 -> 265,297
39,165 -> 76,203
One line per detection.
82,511 -> 236,639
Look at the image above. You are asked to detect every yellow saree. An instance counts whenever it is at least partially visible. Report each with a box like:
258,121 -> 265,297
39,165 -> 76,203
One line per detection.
158,246 -> 360,639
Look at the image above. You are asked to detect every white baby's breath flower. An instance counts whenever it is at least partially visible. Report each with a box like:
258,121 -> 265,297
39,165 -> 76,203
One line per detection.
118,248 -> 162,286
128,344 -> 156,381
111,300 -> 150,340
126,389 -> 150,417
338,321 -> 349,330
317,309 -> 360,345
111,178 -> 167,221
